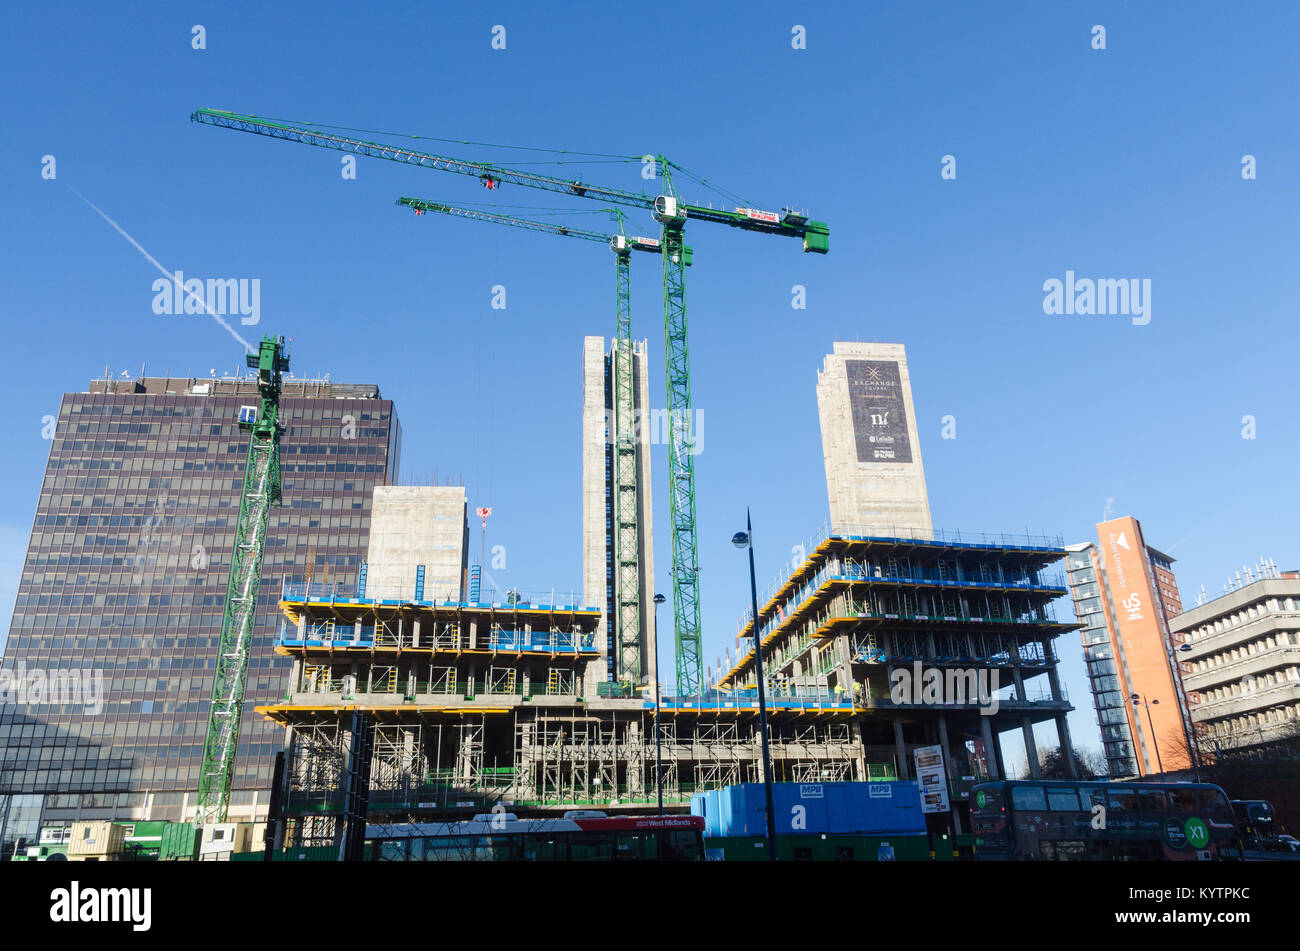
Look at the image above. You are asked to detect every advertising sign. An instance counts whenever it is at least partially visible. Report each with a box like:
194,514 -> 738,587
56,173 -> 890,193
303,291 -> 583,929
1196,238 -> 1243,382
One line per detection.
913,744 -> 950,814
846,360 -> 912,464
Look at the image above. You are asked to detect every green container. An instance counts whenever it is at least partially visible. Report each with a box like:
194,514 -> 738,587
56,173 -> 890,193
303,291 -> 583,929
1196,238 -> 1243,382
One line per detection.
159,822 -> 201,861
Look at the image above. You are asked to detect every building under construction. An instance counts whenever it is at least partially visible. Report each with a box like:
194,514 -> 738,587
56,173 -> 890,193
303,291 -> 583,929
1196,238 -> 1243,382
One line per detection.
253,340 -> 1077,848
256,521 -> 1075,848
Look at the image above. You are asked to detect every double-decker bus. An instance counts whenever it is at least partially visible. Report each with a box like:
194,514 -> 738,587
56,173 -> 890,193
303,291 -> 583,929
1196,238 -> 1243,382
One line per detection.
362,811 -> 706,861
971,780 -> 1239,861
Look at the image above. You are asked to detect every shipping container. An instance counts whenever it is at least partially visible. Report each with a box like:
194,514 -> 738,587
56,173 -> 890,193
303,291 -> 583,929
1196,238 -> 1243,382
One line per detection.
691,781 -> 925,838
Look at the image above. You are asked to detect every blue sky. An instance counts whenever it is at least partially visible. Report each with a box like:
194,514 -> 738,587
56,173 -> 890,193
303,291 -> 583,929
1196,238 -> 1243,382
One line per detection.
2,1 -> 1298,772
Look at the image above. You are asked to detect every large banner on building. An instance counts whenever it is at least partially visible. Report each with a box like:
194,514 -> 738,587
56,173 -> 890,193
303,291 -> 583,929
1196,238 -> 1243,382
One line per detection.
846,360 -> 913,464
913,744 -> 950,814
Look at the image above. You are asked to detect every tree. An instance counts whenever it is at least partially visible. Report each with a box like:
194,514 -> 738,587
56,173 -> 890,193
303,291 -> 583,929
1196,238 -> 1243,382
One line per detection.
1020,744 -> 1105,780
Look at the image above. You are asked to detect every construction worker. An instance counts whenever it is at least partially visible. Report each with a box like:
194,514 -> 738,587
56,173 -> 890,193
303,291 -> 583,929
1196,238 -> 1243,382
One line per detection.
853,680 -> 864,703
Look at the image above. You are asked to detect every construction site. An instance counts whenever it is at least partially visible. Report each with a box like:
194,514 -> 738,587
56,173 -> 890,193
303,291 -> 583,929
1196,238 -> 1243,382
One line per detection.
257,516 -> 1074,849
179,113 -> 1078,854
1,106 -> 1079,863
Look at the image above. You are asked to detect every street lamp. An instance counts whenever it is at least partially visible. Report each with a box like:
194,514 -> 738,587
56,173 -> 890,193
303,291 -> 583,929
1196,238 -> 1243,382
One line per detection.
652,592 -> 666,816
1131,694 -> 1164,777
733,509 -> 777,862
1168,642 -> 1201,781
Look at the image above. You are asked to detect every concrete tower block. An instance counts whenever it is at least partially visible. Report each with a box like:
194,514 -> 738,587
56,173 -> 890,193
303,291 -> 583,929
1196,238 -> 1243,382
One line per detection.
816,342 -> 933,540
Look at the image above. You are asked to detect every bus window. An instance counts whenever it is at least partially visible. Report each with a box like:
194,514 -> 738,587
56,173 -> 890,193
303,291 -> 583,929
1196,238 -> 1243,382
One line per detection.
1082,786 -> 1107,810
1138,789 -> 1169,813
380,839 -> 410,861
1107,789 -> 1138,813
663,830 -> 702,861
1198,788 -> 1230,815
1047,788 -> 1084,811
615,831 -> 658,861
1169,788 -> 1197,813
425,836 -> 471,861
1011,786 -> 1048,812
482,835 -> 518,861
521,836 -> 565,861
569,832 -> 614,861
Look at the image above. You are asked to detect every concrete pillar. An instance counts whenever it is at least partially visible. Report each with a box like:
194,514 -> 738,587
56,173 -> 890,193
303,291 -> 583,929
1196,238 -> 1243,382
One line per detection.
980,716 -> 1001,780
1043,640 -> 1062,700
938,714 -> 962,834
1011,665 -> 1026,702
893,718 -> 910,779
993,728 -> 1007,780
1056,715 -> 1077,779
1022,717 -> 1040,778
412,618 -> 421,649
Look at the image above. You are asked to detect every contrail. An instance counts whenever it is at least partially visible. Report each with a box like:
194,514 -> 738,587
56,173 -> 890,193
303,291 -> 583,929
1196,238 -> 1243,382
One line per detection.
72,188 -> 254,354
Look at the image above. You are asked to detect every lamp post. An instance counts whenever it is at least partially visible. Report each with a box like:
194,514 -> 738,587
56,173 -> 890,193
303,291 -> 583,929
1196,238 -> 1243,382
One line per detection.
1167,642 -> 1200,781
653,592 -> 666,816
733,509 -> 777,862
1131,694 -> 1164,776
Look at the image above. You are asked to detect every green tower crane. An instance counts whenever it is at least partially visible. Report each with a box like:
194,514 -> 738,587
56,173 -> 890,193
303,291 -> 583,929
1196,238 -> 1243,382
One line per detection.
397,197 -> 688,688
195,334 -> 289,826
190,108 -> 828,695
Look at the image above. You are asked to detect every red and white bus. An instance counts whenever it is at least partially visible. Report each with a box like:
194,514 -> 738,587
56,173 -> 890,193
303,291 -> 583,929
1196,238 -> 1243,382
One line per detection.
363,812 -> 705,861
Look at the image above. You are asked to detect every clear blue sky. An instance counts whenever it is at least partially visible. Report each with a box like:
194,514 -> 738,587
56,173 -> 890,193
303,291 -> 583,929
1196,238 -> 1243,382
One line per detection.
2,1 -> 1298,772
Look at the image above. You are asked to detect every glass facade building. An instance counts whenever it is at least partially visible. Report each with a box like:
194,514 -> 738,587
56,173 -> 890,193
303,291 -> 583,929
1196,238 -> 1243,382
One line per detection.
0,373 -> 398,852
1065,544 -> 1140,777
1065,518 -> 1186,779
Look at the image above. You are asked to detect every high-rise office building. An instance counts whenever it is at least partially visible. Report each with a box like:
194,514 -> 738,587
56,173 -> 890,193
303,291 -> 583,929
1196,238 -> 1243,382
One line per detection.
0,372 -> 398,852
1170,564 -> 1300,756
581,336 -> 655,692
1064,516 -> 1187,777
816,343 -> 933,539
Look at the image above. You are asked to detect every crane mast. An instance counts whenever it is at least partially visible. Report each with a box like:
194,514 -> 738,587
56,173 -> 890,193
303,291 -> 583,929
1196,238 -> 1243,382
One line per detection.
652,183 -> 703,693
400,198 -> 671,689
193,108 -> 827,696
196,334 -> 288,825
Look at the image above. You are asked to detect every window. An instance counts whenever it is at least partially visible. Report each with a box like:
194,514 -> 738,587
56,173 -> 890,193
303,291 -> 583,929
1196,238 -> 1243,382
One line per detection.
1011,786 -> 1048,811
1198,788 -> 1230,815
663,830 -> 700,861
1107,789 -> 1138,813
568,832 -> 613,861
1170,788 -> 1197,813
1138,789 -> 1168,812
1047,788 -> 1083,811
